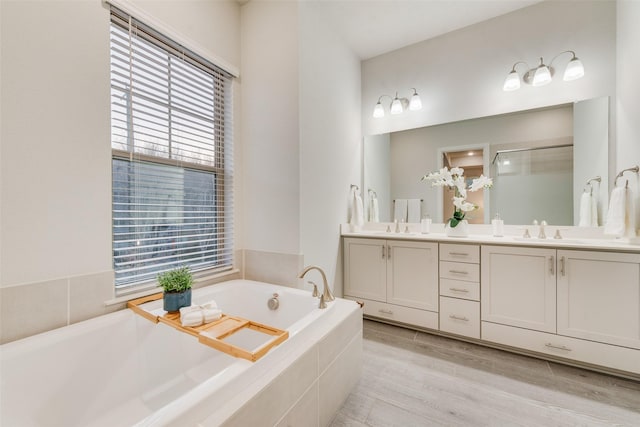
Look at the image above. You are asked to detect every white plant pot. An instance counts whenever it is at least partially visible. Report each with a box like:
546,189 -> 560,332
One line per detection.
445,219 -> 469,238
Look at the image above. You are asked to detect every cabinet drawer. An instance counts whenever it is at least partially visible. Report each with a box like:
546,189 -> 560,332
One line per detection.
354,297 -> 438,330
439,297 -> 480,339
440,261 -> 480,282
440,278 -> 479,301
440,244 -> 480,264
482,321 -> 640,375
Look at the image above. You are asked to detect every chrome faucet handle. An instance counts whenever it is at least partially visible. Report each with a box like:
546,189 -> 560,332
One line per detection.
386,225 -> 391,233
308,281 -> 319,297
523,228 -> 531,238
554,229 -> 563,239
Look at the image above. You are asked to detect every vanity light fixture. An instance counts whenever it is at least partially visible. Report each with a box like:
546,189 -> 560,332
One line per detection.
373,88 -> 422,118
503,51 -> 584,92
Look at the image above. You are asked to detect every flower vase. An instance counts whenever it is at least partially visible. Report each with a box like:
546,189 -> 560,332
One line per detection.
445,219 -> 469,238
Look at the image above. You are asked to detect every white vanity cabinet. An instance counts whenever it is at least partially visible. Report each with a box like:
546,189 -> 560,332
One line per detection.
557,250 -> 640,350
343,237 -> 439,329
481,245 -> 557,333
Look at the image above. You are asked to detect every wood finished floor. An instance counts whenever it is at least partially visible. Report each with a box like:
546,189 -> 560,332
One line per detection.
330,319 -> 640,427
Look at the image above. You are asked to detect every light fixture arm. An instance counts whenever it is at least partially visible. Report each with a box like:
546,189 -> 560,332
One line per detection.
548,50 -> 577,68
508,61 -> 530,73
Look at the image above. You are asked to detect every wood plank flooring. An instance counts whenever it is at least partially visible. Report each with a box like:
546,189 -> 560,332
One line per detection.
330,319 -> 640,426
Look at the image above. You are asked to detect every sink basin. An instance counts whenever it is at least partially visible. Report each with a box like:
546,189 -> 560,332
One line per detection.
511,237 -> 585,245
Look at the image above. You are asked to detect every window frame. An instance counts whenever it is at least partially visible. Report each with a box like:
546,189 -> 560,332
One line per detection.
109,7 -> 234,293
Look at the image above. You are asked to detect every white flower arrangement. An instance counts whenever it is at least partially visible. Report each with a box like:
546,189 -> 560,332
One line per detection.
421,166 -> 493,228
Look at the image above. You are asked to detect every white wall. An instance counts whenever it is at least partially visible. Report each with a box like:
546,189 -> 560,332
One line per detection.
362,1 -> 616,137
240,1 -> 300,256
1,0 -> 112,286
299,2 -> 362,295
0,0 -> 241,342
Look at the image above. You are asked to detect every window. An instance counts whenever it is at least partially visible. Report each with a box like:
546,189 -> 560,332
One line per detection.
110,8 -> 233,290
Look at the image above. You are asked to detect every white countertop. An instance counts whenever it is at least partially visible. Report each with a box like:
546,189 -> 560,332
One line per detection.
341,223 -> 640,253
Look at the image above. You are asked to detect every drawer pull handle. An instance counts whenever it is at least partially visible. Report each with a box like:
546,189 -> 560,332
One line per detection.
449,314 -> 469,322
449,270 -> 469,275
549,256 -> 555,275
545,343 -> 572,352
560,256 -> 566,276
449,287 -> 469,293
382,245 -> 385,259
378,309 -> 394,315
449,252 -> 469,256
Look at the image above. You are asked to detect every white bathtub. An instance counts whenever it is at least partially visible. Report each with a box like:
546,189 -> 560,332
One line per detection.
0,280 -> 362,427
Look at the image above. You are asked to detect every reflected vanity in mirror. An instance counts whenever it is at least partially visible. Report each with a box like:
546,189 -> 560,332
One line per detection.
363,96 -> 609,226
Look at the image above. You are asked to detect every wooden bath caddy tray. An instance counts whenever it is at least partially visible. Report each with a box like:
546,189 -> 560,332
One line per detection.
127,293 -> 288,362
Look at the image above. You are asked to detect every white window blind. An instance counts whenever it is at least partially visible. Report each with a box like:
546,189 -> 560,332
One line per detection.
110,7 -> 234,289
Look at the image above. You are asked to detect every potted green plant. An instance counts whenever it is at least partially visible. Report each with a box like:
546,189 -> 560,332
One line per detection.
157,266 -> 193,312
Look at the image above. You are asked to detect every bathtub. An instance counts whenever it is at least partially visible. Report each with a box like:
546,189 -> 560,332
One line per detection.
0,280 -> 362,427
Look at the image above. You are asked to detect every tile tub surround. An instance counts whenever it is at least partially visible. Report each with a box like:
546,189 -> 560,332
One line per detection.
243,249 -> 304,287
1,280 -> 362,426
0,270 -> 118,344
331,320 -> 640,426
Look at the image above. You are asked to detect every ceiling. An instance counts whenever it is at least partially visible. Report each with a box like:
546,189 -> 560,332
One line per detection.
310,0 -> 543,60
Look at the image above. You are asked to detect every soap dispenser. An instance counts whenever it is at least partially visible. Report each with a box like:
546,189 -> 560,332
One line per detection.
492,213 -> 504,237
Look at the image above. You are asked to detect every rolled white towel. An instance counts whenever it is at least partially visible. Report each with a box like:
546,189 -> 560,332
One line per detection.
179,302 -> 222,327
578,191 -> 591,227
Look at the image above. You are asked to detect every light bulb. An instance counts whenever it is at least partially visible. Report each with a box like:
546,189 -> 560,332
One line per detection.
503,70 -> 521,91
390,97 -> 403,115
563,57 -> 584,81
409,93 -> 422,111
373,102 -> 384,118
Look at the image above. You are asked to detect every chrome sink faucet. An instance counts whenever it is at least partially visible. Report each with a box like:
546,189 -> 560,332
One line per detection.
298,265 -> 335,307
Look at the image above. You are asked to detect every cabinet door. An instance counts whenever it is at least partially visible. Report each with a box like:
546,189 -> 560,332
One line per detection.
343,238 -> 387,302
387,241 -> 438,312
481,245 -> 556,333
557,250 -> 640,349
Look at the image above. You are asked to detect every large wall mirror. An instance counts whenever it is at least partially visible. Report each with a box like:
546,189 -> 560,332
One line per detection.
363,96 -> 609,226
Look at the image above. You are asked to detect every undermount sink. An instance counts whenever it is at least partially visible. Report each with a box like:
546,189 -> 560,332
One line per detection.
511,237 -> 586,244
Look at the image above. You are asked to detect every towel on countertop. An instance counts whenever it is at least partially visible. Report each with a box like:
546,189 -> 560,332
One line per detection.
604,186 -> 636,237
350,188 -> 364,230
394,199 -> 408,223
407,199 -> 421,223
578,191 -> 593,227
180,300 -> 222,327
